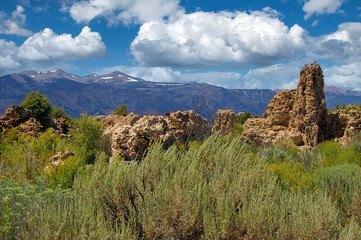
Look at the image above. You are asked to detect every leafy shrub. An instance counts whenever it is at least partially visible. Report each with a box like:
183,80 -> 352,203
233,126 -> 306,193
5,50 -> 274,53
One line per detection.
70,113 -> 103,165
267,160 -> 315,191
237,111 -> 252,125
0,129 -> 66,184
315,164 -> 361,221
230,112 -> 252,136
21,91 -> 52,127
51,105 -> 71,121
317,141 -> 361,167
114,104 -> 128,116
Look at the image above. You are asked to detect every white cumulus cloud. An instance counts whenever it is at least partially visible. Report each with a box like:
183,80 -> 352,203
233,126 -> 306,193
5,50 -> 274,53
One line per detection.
18,26 -> 106,61
303,0 -> 346,20
68,0 -> 183,25
307,22 -> 361,63
130,10 -> 306,68
324,62 -> 361,91
0,39 -> 21,71
0,27 -> 106,75
0,5 -> 32,36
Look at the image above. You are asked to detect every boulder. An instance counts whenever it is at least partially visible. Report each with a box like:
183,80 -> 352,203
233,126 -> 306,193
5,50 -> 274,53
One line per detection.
212,109 -> 237,135
165,110 -> 211,142
0,105 -> 41,136
104,110 -> 211,161
45,151 -> 75,173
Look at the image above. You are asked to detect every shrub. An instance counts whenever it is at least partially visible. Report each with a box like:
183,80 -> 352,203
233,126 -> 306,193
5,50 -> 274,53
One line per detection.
0,129 -> 66,184
237,111 -> 252,125
51,106 -> 71,120
267,160 -> 315,191
70,113 -> 103,165
114,104 -> 128,116
315,164 -> 361,222
21,91 -> 52,127
316,141 -> 361,167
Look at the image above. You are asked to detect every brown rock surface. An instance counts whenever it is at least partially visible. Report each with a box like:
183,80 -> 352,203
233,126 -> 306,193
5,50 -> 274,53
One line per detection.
0,105 -> 41,136
105,110 -> 211,160
165,110 -> 211,142
328,108 -> 361,144
17,118 -> 41,136
212,109 -> 237,135
45,151 -> 75,173
243,63 -> 334,147
289,63 -> 328,146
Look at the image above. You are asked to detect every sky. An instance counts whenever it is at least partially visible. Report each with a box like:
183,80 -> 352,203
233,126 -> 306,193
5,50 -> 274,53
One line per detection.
0,0 -> 360,90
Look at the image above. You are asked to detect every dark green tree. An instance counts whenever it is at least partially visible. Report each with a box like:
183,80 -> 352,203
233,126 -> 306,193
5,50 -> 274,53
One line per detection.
21,91 -> 52,127
114,104 -> 128,116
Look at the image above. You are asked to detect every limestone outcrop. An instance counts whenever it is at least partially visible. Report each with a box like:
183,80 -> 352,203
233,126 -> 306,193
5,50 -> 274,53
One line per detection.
212,109 -> 237,136
104,110 -> 211,160
327,107 -> 361,144
243,63 -> 351,147
0,105 -> 41,136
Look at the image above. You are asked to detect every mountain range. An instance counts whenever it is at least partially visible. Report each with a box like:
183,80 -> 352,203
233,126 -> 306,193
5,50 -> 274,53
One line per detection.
1,70 -> 360,119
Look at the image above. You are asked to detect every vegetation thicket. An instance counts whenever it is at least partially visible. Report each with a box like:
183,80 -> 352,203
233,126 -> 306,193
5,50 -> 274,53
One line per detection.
2,99 -> 361,238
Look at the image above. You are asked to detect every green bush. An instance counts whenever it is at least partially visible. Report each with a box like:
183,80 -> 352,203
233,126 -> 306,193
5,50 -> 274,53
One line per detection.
70,113 -> 103,165
114,104 -> 128,116
315,164 -> 361,222
267,160 -> 315,191
51,105 -> 71,120
0,129 -> 66,184
317,141 -> 361,167
21,91 -> 52,127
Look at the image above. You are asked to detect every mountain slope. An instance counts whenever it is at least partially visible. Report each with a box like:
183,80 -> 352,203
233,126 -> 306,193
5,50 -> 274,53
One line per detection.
0,70 -> 360,118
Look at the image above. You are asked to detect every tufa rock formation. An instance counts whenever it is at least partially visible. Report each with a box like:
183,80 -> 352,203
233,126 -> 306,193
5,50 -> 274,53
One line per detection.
103,110 -> 211,160
212,109 -> 237,136
0,105 -> 70,136
243,63 -> 361,147
0,105 -> 41,136
328,107 -> 361,144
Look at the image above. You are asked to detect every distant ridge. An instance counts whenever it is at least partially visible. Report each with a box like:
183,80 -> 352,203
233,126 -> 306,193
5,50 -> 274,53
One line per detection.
0,70 -> 360,118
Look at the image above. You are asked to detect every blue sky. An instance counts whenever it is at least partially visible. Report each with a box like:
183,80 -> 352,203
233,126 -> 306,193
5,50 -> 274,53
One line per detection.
0,0 -> 360,90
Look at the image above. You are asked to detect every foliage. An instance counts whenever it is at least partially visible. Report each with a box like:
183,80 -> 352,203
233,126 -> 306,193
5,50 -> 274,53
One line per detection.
114,104 -> 128,116
329,103 -> 361,114
267,160 -> 315,191
316,141 -> 361,167
70,113 -> 104,165
21,91 -> 52,127
51,105 -> 71,120
2,125 -> 361,238
237,111 -> 252,125
230,112 -> 253,136
0,128 -> 67,184
315,164 -> 361,222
